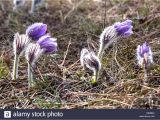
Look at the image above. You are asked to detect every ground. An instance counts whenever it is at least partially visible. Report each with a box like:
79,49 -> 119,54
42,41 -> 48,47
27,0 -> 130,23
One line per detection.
0,0 -> 160,109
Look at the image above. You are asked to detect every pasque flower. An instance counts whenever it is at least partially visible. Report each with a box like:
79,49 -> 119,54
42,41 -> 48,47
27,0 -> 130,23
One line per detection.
137,42 -> 153,68
80,48 -> 101,84
25,43 -> 43,88
12,32 -> 30,80
13,33 -> 30,55
98,19 -> 133,59
26,23 -> 47,41
37,34 -> 58,54
136,41 -> 153,84
114,19 -> 133,37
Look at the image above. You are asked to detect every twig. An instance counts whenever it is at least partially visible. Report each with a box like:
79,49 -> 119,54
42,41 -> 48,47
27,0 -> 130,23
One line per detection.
63,0 -> 85,22
66,59 -> 80,71
114,42 -> 125,72
61,39 -> 71,66
36,66 -> 45,82
103,0 -> 107,28
63,98 -> 130,108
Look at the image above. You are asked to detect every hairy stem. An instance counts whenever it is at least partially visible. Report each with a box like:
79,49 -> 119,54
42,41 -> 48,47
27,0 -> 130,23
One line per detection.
12,54 -> 19,80
91,71 -> 99,84
143,66 -> 148,85
98,45 -> 104,61
28,63 -> 35,88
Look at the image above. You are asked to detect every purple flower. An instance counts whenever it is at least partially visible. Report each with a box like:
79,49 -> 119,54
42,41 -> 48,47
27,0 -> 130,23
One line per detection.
137,42 -> 153,67
37,34 -> 58,54
114,19 -> 133,37
26,23 -> 47,40
98,20 -> 133,58
138,42 -> 150,57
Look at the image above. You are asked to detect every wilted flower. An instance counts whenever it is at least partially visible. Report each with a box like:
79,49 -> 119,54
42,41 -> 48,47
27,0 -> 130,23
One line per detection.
37,34 -> 58,54
98,19 -> 133,59
25,43 -> 43,88
26,23 -> 47,41
13,0 -> 25,10
80,48 -> 101,84
137,42 -> 153,68
12,32 -> 30,80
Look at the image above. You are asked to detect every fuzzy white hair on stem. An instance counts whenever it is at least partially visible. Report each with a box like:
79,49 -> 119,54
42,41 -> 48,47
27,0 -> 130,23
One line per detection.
136,45 -> 143,67
25,43 -> 43,88
98,26 -> 119,60
12,32 -> 30,80
148,47 -> 153,65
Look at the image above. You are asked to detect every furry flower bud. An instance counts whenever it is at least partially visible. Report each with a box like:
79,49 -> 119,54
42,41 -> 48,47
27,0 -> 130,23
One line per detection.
98,20 -> 133,59
137,42 -> 153,68
13,32 -> 30,56
100,19 -> 133,50
80,48 -> 101,75
25,43 -> 43,66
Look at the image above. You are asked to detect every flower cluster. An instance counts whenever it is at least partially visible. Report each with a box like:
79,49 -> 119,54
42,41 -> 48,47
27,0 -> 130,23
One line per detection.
81,19 -> 133,84
25,23 -> 58,87
11,18 -> 154,89
26,22 -> 58,56
12,22 -> 58,88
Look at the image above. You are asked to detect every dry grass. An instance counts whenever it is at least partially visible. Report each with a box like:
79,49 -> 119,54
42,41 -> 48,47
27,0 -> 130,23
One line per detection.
0,0 -> 160,109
